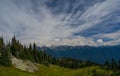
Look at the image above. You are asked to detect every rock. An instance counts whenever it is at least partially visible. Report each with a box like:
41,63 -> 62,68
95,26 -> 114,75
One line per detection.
11,56 -> 38,73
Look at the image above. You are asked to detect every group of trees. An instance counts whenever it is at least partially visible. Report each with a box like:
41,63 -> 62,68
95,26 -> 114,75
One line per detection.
0,36 -> 95,69
88,59 -> 120,76
104,59 -> 120,70
57,58 -> 96,69
0,37 -> 11,66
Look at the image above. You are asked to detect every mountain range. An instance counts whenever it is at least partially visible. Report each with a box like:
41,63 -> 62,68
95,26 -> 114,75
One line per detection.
38,45 -> 120,64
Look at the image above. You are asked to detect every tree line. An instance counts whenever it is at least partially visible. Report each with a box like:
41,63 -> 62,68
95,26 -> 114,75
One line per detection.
104,59 -> 120,70
0,36 -> 96,69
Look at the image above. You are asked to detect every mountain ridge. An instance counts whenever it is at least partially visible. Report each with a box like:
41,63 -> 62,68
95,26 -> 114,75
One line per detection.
38,45 -> 120,64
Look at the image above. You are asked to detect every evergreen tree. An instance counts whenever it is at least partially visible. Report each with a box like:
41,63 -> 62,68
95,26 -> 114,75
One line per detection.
29,43 -> 32,52
28,44 -> 34,62
38,51 -> 43,64
104,60 -> 109,69
0,39 -> 11,67
11,36 -> 23,58
33,43 -> 39,63
0,37 -> 4,48
112,58 -> 117,69
11,36 -> 18,57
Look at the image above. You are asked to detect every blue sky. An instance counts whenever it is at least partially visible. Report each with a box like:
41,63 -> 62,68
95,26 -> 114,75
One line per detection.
0,0 -> 120,46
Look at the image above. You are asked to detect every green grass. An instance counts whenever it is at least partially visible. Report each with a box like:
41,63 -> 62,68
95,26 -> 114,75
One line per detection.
0,65 -> 113,76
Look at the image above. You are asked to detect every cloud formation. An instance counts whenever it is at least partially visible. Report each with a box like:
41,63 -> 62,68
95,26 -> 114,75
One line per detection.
0,0 -> 120,46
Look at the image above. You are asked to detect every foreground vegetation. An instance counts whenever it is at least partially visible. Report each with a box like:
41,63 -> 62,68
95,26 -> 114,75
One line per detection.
0,65 -> 114,76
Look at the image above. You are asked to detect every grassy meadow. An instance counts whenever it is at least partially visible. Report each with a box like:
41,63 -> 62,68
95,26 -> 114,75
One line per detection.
0,65 -> 113,76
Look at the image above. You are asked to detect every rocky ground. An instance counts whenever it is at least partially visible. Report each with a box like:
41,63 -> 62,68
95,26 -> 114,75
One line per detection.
11,56 -> 38,73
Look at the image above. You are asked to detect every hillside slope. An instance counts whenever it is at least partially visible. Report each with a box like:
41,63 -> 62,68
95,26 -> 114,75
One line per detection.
11,56 -> 38,73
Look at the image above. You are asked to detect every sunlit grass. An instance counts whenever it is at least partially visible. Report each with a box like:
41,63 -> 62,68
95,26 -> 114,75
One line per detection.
0,65 -> 113,76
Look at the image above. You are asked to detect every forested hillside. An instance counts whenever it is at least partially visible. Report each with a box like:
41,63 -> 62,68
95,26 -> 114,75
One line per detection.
0,36 -> 95,69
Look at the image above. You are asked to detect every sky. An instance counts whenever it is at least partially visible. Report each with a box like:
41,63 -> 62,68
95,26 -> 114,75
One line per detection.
0,0 -> 120,46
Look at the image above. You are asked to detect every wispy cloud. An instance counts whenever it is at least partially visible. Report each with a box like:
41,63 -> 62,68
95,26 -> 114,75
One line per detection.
0,0 -> 73,45
73,0 -> 120,33
0,0 -> 120,46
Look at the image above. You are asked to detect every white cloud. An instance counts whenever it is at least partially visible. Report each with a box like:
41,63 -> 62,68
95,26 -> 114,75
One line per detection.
74,0 -> 120,33
97,39 -> 103,43
0,0 -> 120,46
92,30 -> 120,39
